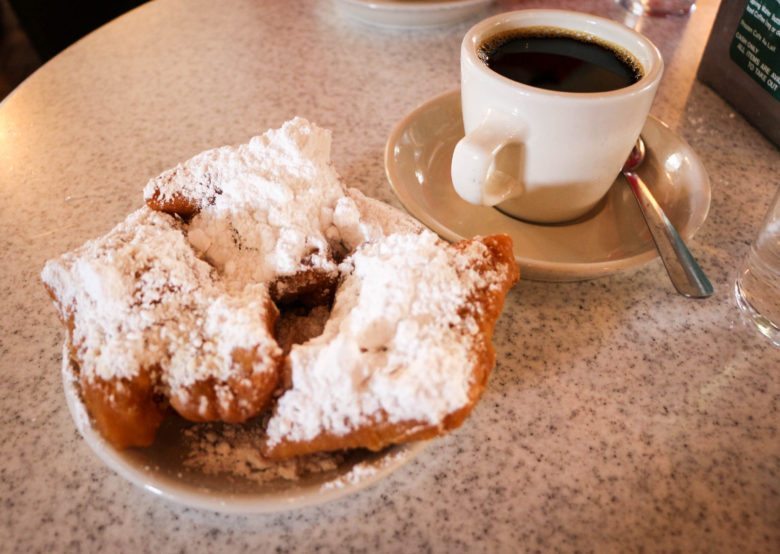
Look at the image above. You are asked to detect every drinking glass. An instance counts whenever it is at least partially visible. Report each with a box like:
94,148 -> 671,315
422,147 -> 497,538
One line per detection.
617,0 -> 696,16
735,187 -> 780,347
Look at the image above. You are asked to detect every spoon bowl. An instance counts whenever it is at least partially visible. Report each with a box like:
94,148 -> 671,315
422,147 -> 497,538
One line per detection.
623,136 -> 647,173
622,137 -> 713,298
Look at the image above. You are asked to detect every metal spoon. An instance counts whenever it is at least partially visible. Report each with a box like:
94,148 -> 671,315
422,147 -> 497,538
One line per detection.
622,137 -> 714,298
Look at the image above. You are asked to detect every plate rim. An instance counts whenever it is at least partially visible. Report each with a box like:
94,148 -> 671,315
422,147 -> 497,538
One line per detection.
384,88 -> 712,282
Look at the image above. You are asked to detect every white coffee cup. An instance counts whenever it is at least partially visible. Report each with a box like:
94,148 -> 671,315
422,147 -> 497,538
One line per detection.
451,10 -> 663,223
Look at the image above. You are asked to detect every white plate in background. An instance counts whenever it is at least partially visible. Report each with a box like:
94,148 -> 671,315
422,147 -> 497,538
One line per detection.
334,0 -> 493,28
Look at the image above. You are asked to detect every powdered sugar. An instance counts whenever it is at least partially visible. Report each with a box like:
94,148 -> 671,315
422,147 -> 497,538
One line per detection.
144,117 -> 415,292
42,208 -> 280,405
320,448 -> 411,491
183,423 -> 344,484
333,189 -> 423,250
266,231 -> 502,446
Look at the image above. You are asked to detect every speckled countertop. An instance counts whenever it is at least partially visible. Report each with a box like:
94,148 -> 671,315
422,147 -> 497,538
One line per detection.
1,0 -> 778,551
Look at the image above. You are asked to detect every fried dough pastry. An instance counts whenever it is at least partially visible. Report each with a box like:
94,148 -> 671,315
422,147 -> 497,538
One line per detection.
42,209 -> 282,448
263,232 -> 518,460
42,118 -> 518,458
144,119 -> 344,306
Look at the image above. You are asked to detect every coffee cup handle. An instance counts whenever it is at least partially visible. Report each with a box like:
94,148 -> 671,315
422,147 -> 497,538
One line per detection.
451,116 -> 525,206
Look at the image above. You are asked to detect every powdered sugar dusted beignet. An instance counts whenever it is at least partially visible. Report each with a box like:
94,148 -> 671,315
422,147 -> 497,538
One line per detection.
263,231 -> 518,459
144,118 -> 409,306
41,208 -> 282,448
43,118 -> 517,457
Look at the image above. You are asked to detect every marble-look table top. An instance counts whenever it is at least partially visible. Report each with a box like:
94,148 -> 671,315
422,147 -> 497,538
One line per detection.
1,0 -> 778,551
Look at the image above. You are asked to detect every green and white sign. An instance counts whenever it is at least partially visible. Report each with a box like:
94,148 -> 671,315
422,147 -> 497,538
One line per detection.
730,0 -> 780,100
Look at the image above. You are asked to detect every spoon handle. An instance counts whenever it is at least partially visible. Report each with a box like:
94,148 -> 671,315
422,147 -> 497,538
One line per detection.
624,170 -> 714,298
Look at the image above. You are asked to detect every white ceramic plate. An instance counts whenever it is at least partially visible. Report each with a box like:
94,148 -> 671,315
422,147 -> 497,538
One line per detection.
385,89 -> 712,282
62,347 -> 426,513
334,0 -> 493,28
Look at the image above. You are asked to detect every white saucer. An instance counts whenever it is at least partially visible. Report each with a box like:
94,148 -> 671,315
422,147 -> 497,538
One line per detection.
62,347 -> 425,514
385,90 -> 711,282
334,0 -> 493,28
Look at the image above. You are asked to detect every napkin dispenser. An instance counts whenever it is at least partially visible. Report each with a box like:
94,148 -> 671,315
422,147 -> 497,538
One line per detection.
697,0 -> 779,146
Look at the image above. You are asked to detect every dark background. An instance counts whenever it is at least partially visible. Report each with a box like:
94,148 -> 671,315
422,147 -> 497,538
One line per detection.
0,0 -> 145,99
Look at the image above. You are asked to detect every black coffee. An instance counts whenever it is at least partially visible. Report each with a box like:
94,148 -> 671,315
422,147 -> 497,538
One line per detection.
479,27 -> 643,93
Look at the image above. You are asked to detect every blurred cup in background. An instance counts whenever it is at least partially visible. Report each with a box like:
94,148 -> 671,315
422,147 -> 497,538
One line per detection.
617,0 -> 696,16
735,187 -> 780,347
